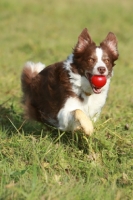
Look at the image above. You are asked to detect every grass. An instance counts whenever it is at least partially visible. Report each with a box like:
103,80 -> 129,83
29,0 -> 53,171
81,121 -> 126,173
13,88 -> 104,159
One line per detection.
0,0 -> 133,199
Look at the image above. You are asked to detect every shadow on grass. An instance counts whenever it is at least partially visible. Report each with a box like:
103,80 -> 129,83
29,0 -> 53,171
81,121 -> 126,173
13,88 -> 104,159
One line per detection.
0,100 -> 91,153
0,99 -> 45,135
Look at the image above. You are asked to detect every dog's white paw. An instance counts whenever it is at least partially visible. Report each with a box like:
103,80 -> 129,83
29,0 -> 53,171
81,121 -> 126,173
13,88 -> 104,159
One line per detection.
74,109 -> 94,136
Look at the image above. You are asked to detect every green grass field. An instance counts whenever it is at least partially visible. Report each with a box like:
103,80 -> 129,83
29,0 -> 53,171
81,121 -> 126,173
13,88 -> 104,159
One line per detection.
0,0 -> 133,199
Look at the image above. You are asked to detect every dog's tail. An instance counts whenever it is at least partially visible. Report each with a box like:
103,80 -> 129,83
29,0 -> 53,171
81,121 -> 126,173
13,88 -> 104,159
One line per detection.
21,62 -> 45,94
21,62 -> 45,120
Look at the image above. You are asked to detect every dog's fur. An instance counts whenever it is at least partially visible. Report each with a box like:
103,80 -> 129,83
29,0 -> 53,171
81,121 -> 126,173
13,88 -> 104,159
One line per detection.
21,28 -> 119,135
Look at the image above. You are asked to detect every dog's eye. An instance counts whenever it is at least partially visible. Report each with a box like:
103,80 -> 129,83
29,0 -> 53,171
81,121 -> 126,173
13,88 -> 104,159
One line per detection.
88,58 -> 94,63
104,59 -> 109,64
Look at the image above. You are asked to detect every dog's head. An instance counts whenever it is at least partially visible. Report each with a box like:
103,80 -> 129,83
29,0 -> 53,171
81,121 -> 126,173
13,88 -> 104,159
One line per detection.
73,28 -> 119,94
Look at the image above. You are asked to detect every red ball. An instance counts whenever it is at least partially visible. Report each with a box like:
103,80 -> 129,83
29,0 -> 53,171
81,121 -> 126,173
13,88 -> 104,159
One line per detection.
91,75 -> 107,88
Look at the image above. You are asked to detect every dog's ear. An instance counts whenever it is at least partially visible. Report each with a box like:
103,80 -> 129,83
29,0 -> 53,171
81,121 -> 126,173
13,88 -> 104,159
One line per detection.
74,28 -> 93,53
100,32 -> 119,59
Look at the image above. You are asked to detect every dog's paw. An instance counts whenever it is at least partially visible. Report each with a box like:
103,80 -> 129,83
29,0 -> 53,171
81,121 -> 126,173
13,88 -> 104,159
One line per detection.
74,109 -> 94,136
81,118 -> 94,136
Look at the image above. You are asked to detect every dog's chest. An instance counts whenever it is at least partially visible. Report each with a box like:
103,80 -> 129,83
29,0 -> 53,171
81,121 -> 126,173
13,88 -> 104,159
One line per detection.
80,92 -> 107,121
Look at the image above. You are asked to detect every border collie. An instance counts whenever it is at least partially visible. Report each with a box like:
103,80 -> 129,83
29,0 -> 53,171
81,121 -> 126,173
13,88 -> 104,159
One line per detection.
21,28 -> 119,135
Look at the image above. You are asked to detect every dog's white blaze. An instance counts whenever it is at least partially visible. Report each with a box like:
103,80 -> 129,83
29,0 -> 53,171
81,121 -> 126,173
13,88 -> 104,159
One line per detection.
96,47 -> 103,61
93,48 -> 108,75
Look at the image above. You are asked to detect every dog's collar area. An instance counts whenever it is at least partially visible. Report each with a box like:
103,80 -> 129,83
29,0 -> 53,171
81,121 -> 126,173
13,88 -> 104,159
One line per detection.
84,91 -> 91,96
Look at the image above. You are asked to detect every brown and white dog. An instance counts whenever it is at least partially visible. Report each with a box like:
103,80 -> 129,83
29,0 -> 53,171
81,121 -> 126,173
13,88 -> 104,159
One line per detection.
21,28 -> 119,135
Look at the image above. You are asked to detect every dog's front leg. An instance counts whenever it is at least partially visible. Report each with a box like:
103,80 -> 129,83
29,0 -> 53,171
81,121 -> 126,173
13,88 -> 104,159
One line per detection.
74,109 -> 94,136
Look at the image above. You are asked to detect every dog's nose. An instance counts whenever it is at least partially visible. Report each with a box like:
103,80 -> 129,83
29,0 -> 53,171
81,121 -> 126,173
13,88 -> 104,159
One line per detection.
98,67 -> 106,74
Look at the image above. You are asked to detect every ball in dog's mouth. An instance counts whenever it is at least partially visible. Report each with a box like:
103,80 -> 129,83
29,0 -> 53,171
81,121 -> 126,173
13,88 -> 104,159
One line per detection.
86,73 -> 107,94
